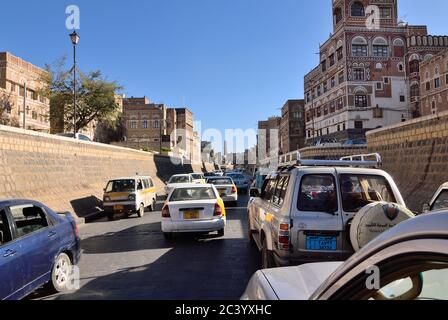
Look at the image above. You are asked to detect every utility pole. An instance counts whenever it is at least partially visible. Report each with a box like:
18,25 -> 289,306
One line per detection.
22,82 -> 26,129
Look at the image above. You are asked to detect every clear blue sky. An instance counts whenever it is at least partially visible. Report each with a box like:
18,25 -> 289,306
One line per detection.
1,0 -> 448,151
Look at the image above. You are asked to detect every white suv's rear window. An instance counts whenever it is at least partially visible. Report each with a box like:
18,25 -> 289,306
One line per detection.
297,175 -> 338,213
340,174 -> 396,212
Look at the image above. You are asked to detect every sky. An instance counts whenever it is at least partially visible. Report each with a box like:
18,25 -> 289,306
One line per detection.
1,0 -> 448,152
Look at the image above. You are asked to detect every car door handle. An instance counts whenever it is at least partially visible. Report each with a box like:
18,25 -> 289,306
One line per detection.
48,231 -> 57,238
3,249 -> 17,258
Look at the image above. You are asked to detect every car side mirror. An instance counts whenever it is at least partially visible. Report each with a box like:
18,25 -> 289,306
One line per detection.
422,203 -> 431,213
250,188 -> 260,198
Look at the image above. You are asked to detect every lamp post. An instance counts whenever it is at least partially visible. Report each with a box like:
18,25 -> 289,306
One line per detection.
69,30 -> 80,138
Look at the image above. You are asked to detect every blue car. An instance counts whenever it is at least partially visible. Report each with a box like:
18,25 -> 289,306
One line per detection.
0,199 -> 81,300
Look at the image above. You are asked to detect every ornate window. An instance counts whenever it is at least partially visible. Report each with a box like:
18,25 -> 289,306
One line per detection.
352,36 -> 368,57
410,83 -> 420,98
351,2 -> 365,17
373,37 -> 389,57
355,94 -> 368,108
353,68 -> 365,81
334,7 -> 343,24
409,59 -> 420,74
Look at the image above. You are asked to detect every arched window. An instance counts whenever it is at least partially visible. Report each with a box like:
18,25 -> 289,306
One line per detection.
410,83 -> 420,98
373,37 -> 389,57
408,55 -> 420,74
334,7 -> 343,24
352,36 -> 368,57
393,38 -> 405,57
351,2 -> 365,17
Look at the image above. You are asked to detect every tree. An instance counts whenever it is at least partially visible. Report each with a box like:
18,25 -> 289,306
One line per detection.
42,57 -> 123,133
0,89 -> 20,127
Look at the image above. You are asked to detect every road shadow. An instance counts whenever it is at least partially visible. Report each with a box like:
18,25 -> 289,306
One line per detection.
70,196 -> 104,219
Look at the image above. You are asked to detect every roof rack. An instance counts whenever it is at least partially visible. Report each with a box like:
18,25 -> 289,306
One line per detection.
277,152 -> 382,169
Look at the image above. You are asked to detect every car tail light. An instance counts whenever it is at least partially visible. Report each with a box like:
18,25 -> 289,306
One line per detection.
162,204 -> 171,218
214,203 -> 223,216
278,223 -> 290,251
231,186 -> 237,193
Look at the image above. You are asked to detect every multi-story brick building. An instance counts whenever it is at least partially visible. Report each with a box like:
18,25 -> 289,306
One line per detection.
419,49 -> 448,116
122,97 -> 195,159
304,0 -> 448,144
280,99 -> 306,154
257,116 -> 281,159
0,52 -> 50,132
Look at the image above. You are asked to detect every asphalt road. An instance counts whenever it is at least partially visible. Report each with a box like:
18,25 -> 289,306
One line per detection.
30,194 -> 260,300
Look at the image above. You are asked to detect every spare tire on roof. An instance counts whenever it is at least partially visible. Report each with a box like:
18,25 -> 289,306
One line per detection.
350,202 -> 415,252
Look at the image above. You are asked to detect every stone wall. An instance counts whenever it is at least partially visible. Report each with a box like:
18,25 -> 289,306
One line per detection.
367,110 -> 448,212
0,125 -> 216,224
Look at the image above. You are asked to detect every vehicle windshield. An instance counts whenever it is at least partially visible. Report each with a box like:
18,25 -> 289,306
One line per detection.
169,187 -> 216,202
340,174 -> 397,212
106,180 -> 135,193
207,178 -> 233,185
169,176 -> 191,184
191,174 -> 204,180
432,189 -> 448,211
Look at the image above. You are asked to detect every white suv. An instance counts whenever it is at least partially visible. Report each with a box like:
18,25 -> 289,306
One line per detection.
248,153 -> 406,269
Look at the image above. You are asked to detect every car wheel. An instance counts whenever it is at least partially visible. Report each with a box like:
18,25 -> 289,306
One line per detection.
164,232 -> 173,240
48,253 -> 73,293
261,238 -> 275,269
217,229 -> 225,237
107,213 -> 115,221
137,204 -> 145,218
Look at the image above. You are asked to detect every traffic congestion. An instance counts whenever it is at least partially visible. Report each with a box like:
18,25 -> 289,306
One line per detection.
1,153 -> 448,301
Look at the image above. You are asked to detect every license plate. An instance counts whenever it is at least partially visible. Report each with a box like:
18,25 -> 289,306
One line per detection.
114,205 -> 124,211
183,211 -> 200,219
306,236 -> 337,251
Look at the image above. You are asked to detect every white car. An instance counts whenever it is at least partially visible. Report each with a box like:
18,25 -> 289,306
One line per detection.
161,184 -> 227,239
206,176 -> 238,207
242,210 -> 448,300
191,173 -> 206,184
424,182 -> 448,212
165,174 -> 194,195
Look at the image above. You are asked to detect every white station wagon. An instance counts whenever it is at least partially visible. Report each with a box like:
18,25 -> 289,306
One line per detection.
248,153 -> 408,269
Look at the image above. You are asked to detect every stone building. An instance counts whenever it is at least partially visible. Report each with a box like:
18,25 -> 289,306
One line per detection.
304,0 -> 448,144
122,97 -> 195,160
0,52 -> 50,132
280,99 -> 306,154
257,116 -> 281,159
419,49 -> 448,116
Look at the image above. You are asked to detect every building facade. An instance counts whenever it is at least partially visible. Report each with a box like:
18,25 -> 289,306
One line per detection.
304,0 -> 448,144
257,116 -> 281,159
0,52 -> 50,132
419,49 -> 448,116
122,97 -> 195,160
280,99 -> 306,154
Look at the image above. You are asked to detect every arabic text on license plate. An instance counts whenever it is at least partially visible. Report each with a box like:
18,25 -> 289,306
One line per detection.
184,211 -> 199,219
306,236 -> 337,251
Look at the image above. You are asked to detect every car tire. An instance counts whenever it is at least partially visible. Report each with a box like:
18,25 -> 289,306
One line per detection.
261,238 -> 275,269
164,232 -> 173,240
107,213 -> 115,221
47,253 -> 73,293
217,229 -> 225,237
137,204 -> 145,218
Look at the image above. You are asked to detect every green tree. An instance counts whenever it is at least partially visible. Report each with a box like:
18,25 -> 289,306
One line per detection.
42,57 -> 123,133
0,90 -> 20,127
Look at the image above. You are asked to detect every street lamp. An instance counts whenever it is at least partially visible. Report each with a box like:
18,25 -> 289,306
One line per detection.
69,30 -> 80,138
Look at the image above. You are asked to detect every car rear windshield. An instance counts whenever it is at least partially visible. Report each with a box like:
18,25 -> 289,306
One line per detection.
169,176 -> 191,183
106,180 -> 135,193
340,174 -> 397,212
169,187 -> 216,202
207,178 -> 233,185
191,174 -> 203,179
298,175 -> 338,213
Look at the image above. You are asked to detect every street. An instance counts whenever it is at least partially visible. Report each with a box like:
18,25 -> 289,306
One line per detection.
29,194 -> 259,300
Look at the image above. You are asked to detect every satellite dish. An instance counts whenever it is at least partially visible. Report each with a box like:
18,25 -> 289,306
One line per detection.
350,202 -> 415,252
